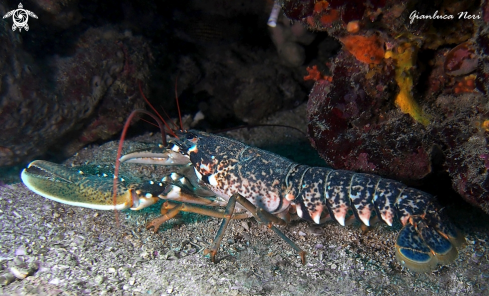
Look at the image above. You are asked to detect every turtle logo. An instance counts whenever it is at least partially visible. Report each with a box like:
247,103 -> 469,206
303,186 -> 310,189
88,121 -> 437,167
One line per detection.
3,3 -> 38,32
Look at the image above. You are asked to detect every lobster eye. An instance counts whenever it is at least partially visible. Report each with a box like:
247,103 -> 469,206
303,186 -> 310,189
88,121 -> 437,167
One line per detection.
186,133 -> 196,140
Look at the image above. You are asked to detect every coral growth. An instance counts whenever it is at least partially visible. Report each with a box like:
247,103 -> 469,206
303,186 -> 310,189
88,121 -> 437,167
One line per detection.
385,43 -> 430,125
307,50 -> 431,180
445,42 -> 478,76
303,0 -> 340,28
269,9 -> 316,66
283,0 -> 489,213
304,65 -> 332,82
339,35 -> 385,64
454,75 -> 477,94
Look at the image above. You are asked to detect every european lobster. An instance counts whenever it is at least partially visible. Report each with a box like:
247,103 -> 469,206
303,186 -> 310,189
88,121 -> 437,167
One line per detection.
21,126 -> 466,272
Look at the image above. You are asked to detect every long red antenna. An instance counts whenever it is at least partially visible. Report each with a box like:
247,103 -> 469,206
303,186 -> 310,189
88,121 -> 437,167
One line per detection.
139,117 -> 160,128
158,104 -> 179,131
138,81 -> 178,138
112,109 -> 167,225
174,73 -> 183,131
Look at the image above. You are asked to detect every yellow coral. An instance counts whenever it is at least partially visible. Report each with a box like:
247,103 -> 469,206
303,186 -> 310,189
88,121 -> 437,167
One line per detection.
385,43 -> 430,126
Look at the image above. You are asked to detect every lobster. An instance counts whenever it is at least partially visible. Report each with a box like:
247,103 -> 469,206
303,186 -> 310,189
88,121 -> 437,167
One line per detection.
21,128 -> 466,272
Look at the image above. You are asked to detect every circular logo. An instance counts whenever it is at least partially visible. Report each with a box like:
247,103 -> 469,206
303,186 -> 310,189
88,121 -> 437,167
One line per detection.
13,9 -> 28,27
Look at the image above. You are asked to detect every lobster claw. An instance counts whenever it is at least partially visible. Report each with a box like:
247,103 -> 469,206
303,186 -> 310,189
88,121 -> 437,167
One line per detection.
21,149 -> 212,211
119,148 -> 191,165
21,160 -> 138,210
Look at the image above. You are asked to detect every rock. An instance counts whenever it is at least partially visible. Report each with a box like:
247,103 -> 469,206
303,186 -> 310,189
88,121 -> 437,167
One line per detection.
288,0 -> 489,212
0,18 -> 150,166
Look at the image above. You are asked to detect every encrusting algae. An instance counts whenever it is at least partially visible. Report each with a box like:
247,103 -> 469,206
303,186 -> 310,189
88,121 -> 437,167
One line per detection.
338,34 -> 430,125
385,43 -> 431,126
339,35 -> 384,65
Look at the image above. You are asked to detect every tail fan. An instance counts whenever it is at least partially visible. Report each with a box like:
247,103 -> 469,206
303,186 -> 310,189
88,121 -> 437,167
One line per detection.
395,215 -> 465,272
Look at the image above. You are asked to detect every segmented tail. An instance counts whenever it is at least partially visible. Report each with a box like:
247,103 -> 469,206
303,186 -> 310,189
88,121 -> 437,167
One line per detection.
286,166 -> 466,271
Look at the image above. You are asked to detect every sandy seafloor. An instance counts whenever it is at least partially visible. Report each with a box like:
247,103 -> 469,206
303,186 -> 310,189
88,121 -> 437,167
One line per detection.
1,104 -> 489,296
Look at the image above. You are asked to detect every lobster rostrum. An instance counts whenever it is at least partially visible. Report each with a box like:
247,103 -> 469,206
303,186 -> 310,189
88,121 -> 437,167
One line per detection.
21,127 -> 467,272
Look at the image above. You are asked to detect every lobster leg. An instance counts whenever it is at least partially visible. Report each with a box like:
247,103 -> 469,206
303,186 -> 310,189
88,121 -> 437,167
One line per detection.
162,185 -> 227,207
147,203 -> 185,232
204,193 -> 306,264
146,200 -> 250,232
235,194 -> 306,264
204,193 -> 238,263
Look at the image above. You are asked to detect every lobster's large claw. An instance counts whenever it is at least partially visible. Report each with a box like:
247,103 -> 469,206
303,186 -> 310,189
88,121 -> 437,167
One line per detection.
120,149 -> 190,165
21,160 -> 138,210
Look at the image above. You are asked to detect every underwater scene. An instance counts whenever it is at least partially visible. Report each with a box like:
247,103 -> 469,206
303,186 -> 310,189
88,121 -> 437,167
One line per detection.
1,0 -> 489,294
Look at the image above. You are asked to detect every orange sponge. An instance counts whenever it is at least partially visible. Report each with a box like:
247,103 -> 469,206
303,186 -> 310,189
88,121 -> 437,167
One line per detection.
339,35 -> 384,64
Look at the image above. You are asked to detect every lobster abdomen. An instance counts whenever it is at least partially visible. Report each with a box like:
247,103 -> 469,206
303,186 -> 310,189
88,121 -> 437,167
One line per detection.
285,165 -> 465,271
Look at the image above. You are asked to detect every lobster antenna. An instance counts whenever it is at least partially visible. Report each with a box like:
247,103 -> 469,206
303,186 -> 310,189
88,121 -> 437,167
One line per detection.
158,104 -> 179,131
139,117 -> 177,134
174,72 -> 183,131
139,117 -> 160,128
138,81 -> 178,138
112,109 -> 167,225
214,124 -> 307,137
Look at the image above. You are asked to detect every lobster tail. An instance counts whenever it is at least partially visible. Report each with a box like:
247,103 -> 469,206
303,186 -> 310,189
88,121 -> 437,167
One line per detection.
396,224 -> 440,271
395,204 -> 466,272
286,166 -> 466,271
395,222 -> 463,272
389,187 -> 465,271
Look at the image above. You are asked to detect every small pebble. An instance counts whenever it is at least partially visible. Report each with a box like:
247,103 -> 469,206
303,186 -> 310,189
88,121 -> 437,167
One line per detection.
165,251 -> 178,260
9,265 -> 29,279
95,275 -> 104,285
241,221 -> 250,231
0,272 -> 16,286
140,251 -> 149,258
15,247 -> 26,256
